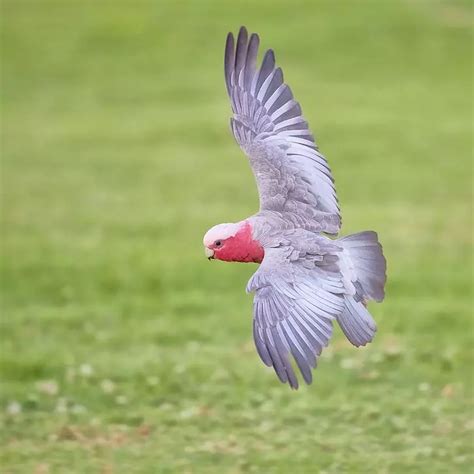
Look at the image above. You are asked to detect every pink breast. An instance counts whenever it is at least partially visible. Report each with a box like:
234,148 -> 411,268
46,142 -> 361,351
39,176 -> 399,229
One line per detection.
217,221 -> 264,263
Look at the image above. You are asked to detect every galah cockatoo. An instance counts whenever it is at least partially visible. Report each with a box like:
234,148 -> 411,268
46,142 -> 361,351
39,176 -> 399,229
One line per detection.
203,27 -> 387,389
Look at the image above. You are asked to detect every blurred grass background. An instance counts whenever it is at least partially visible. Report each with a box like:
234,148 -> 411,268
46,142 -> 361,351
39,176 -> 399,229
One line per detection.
1,0 -> 472,472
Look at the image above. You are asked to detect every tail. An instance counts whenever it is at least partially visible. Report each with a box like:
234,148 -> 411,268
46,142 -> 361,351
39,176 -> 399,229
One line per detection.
337,231 -> 387,347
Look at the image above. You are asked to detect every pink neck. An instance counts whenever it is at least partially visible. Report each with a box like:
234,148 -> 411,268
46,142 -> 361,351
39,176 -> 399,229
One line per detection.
215,221 -> 264,263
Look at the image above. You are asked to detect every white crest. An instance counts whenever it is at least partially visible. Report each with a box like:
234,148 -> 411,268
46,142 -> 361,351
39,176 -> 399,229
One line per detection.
203,222 -> 241,247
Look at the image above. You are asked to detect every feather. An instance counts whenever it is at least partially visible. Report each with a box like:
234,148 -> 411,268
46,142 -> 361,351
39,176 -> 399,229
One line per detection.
250,247 -> 341,388
224,28 -> 340,232
220,29 -> 386,389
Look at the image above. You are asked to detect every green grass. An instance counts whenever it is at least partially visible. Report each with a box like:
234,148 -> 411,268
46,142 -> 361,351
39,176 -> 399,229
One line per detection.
1,0 -> 472,472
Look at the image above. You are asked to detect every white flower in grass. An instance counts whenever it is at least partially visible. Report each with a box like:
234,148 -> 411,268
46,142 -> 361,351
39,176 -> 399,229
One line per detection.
418,382 -> 431,392
180,407 -> 198,419
6,401 -> 22,416
115,395 -> 128,405
146,376 -> 159,386
340,358 -> 356,369
79,364 -> 94,377
100,379 -> 115,394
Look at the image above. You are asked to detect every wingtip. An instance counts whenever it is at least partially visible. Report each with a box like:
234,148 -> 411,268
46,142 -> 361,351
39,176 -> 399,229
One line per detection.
262,48 -> 276,67
289,379 -> 299,390
249,32 -> 260,44
225,31 -> 234,48
237,26 -> 248,46
238,25 -> 248,37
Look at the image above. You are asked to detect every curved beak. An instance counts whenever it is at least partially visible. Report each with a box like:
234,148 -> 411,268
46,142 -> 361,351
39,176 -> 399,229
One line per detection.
204,247 -> 214,260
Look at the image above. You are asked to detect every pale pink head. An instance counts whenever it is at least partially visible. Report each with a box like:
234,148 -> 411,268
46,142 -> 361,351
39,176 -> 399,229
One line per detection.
203,221 -> 264,263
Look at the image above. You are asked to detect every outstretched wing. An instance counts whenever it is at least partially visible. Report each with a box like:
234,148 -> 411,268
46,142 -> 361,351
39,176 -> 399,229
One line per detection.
225,27 -> 341,235
247,246 -> 346,389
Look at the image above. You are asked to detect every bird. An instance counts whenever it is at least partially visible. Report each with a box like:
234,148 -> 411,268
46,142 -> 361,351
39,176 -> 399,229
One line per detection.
203,27 -> 387,389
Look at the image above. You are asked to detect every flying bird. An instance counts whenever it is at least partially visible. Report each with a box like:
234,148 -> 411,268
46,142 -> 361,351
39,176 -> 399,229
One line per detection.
203,27 -> 387,389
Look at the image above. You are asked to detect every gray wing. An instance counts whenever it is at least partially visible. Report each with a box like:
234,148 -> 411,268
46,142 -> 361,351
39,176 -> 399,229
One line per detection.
225,27 -> 340,235
247,245 -> 346,389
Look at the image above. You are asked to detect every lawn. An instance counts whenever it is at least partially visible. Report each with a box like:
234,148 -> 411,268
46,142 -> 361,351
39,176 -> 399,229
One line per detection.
1,0 -> 472,472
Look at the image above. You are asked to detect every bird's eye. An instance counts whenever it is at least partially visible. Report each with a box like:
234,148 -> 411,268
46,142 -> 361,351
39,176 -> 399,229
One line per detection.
215,240 -> 222,247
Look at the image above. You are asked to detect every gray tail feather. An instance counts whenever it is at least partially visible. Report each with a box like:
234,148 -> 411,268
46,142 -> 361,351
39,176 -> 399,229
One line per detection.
338,297 -> 377,346
337,231 -> 387,346
338,231 -> 387,303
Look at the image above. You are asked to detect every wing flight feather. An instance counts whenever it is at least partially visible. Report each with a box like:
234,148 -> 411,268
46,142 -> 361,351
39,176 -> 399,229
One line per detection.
247,247 -> 345,388
225,27 -> 341,234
